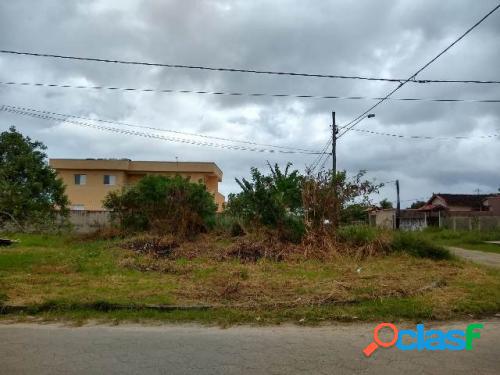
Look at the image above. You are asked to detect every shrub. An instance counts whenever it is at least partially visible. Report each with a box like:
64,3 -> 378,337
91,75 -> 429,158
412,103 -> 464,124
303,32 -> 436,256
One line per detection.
103,175 -> 217,237
213,213 -> 246,237
337,225 -> 381,246
391,232 -> 451,260
302,169 -> 381,233
227,163 -> 304,242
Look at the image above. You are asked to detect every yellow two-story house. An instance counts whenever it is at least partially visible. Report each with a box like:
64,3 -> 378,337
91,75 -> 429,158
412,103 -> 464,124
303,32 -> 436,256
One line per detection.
49,159 -> 224,211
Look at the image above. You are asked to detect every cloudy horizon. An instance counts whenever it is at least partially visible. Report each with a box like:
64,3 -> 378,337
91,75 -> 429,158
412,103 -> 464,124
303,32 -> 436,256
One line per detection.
1,0 -> 499,207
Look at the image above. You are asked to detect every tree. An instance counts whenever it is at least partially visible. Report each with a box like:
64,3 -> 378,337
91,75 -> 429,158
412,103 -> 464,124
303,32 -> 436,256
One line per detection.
379,199 -> 393,209
302,169 -> 381,233
103,175 -> 217,237
410,200 -> 426,209
227,162 -> 304,242
0,126 -> 68,229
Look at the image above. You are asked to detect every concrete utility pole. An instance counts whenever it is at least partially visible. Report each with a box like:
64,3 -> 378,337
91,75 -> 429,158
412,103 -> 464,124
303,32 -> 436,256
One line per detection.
331,111 -> 337,176
331,111 -> 339,228
330,111 -> 374,228
396,179 -> 401,229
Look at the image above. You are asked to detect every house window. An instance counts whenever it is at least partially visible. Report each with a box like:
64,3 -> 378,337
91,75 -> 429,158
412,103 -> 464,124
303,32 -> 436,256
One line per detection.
74,174 -> 86,185
103,175 -> 116,186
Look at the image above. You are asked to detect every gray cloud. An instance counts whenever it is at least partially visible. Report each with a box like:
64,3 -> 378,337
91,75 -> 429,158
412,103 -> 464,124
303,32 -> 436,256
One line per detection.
0,0 -> 499,205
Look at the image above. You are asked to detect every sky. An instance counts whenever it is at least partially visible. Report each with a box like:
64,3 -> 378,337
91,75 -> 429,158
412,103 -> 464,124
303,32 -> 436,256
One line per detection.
0,0 -> 499,207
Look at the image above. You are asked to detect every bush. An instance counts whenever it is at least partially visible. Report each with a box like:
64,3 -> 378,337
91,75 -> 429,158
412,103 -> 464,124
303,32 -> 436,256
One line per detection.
280,215 -> 306,243
391,232 -> 451,260
227,163 -> 304,242
103,175 -> 217,237
213,213 -> 246,237
337,225 -> 381,246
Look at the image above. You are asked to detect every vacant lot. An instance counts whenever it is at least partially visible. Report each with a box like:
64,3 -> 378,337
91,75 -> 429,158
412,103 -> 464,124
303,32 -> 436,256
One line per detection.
0,233 -> 499,325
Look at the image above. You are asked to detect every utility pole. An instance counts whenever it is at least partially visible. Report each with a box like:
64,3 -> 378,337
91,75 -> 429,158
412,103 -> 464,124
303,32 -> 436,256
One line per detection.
329,111 -> 374,228
331,111 -> 338,228
331,111 -> 337,175
396,179 -> 401,229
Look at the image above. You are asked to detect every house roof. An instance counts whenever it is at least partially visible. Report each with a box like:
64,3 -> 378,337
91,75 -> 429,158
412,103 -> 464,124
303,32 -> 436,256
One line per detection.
49,159 -> 223,181
428,193 -> 494,209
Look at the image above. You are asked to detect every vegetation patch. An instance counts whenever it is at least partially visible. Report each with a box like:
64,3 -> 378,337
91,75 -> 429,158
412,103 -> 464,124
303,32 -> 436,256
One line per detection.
419,228 -> 500,254
391,231 -> 452,260
1,234 -> 499,325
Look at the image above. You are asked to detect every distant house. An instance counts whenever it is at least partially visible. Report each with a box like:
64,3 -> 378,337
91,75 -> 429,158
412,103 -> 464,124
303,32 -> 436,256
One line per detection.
369,193 -> 500,230
483,196 -> 500,214
367,208 -> 395,229
368,208 -> 427,231
50,158 -> 225,212
419,193 -> 492,212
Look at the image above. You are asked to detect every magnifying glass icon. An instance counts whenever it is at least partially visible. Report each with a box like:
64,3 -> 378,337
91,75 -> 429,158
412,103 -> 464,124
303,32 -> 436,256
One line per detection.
363,323 -> 399,357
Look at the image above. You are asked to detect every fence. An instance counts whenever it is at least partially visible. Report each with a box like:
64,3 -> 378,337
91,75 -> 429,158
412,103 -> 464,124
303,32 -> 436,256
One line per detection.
370,209 -> 500,231
68,210 -> 111,233
441,213 -> 500,231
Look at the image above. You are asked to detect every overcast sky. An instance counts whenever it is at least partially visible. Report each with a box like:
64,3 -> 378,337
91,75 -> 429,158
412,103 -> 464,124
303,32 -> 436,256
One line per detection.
1,0 -> 499,207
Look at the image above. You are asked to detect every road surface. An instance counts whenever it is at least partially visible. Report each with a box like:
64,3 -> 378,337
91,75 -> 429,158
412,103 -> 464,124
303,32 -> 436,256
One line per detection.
1,320 -> 499,374
448,246 -> 500,268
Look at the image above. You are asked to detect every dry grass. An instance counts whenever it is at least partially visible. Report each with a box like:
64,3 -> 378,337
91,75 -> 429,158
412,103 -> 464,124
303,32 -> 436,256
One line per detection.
0,233 -> 499,324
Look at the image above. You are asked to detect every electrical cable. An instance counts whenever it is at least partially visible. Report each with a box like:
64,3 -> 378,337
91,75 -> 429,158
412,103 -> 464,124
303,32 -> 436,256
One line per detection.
337,3 -> 500,139
1,49 -> 499,85
2,80 -> 500,103
351,127 -> 500,140
0,104 -> 323,155
0,104 -> 319,153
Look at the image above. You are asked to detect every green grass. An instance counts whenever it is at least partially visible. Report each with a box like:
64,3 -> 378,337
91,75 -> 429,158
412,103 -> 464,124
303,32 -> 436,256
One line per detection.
391,231 -> 452,260
1,233 -> 499,325
0,298 -> 439,326
419,228 -> 500,254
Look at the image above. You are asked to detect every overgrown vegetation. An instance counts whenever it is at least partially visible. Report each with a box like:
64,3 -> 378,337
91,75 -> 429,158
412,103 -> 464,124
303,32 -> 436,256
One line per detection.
0,234 -> 498,325
2,157 -> 496,324
227,163 -> 304,242
103,175 -> 217,238
0,126 -> 68,231
227,164 -> 380,245
391,231 -> 452,260
302,169 -> 379,234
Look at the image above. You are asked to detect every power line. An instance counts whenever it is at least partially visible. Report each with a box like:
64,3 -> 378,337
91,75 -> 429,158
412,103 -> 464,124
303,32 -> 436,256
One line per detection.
337,3 -> 500,139
0,104 -> 318,153
2,80 -> 500,103
378,180 -> 397,185
0,104 -> 323,155
400,197 -> 428,203
351,127 -> 500,140
1,49 -> 500,85
309,137 -> 332,172
319,153 -> 332,171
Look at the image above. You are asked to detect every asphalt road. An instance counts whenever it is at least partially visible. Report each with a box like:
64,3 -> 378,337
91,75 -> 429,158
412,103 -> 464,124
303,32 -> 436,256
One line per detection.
448,246 -> 500,268
1,320 -> 499,374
